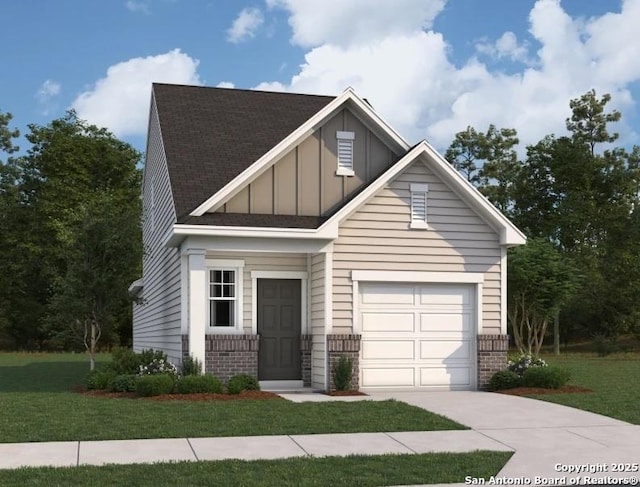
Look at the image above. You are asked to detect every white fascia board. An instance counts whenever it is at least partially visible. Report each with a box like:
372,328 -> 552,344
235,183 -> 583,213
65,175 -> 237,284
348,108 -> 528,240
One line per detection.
419,141 -> 527,247
165,222 -> 339,247
189,88 -> 410,217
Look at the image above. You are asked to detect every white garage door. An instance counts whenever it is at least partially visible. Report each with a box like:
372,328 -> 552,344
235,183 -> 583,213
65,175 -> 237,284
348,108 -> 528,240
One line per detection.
359,282 -> 476,390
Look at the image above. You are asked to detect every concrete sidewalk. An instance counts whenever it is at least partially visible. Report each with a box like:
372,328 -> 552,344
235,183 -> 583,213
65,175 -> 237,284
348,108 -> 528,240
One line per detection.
0,430 -> 511,470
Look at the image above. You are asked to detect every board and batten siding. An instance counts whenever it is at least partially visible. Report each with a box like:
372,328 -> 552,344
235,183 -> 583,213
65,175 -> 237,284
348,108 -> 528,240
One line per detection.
310,253 -> 326,389
332,160 -> 503,334
216,108 -> 396,217
205,252 -> 307,333
133,97 -> 182,363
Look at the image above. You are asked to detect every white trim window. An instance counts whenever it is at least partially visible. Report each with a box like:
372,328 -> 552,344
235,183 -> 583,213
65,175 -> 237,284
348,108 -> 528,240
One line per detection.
336,131 -> 355,176
410,183 -> 429,229
207,259 -> 244,331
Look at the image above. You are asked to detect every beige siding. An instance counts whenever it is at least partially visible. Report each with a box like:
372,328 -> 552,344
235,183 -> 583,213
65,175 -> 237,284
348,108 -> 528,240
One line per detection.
333,160 -> 503,334
205,252 -> 307,333
133,97 -> 182,363
219,108 -> 397,217
310,253 -> 326,389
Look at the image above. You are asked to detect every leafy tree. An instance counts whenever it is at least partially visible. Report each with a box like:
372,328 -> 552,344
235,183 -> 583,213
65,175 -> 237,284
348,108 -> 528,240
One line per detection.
507,238 -> 581,355
445,124 -> 519,214
0,110 -> 141,351
566,90 -> 621,155
48,191 -> 141,369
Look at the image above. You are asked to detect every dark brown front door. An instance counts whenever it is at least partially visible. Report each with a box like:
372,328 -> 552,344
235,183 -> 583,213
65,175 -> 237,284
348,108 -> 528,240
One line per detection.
257,279 -> 302,381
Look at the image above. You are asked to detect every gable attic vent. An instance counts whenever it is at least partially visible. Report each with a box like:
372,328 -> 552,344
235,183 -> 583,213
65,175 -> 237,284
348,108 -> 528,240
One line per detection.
336,131 -> 355,176
410,183 -> 429,229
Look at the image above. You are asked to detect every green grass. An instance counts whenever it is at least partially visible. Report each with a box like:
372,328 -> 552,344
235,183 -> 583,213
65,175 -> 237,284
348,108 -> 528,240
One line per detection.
0,353 -> 465,443
528,352 -> 640,424
0,452 -> 512,487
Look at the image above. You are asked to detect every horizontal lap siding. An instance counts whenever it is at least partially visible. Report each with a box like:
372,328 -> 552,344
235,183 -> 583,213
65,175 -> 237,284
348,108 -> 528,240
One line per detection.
310,253 -> 326,389
133,98 -> 182,363
333,160 -> 503,334
205,252 -> 307,333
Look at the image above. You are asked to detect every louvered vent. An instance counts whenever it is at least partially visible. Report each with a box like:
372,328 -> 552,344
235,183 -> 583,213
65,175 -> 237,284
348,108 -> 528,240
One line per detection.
336,131 -> 355,175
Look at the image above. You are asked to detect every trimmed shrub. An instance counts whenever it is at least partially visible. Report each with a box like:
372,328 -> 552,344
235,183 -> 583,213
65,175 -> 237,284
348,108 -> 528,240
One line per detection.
139,349 -> 169,366
176,375 -> 223,394
522,366 -> 571,389
488,370 -> 522,391
135,374 -> 175,397
333,355 -> 353,391
181,356 -> 202,376
86,369 -> 117,390
507,353 -> 547,376
227,374 -> 260,395
108,374 -> 138,393
107,347 -> 141,375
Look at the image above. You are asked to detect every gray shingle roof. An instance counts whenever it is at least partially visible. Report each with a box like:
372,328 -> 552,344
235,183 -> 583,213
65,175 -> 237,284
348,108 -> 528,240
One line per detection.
152,83 -> 335,221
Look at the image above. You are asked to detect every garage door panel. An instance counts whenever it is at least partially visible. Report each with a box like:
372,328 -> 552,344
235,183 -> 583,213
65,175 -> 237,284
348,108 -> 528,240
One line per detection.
419,313 -> 471,333
361,312 -> 414,332
420,340 -> 471,360
419,366 -> 471,387
363,340 -> 414,360
361,284 -> 414,305
362,367 -> 415,388
420,287 -> 470,306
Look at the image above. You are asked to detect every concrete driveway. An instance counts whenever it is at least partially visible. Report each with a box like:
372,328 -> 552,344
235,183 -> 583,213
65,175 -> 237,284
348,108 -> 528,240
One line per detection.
370,391 -> 640,482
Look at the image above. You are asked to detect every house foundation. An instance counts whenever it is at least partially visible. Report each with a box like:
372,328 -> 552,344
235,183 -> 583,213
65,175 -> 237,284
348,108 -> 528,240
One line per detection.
204,334 -> 259,384
477,334 -> 509,389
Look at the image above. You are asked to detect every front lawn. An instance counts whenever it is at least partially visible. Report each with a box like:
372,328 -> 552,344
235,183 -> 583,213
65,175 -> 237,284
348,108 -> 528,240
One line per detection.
528,352 -> 640,424
0,452 -> 512,487
0,353 -> 465,443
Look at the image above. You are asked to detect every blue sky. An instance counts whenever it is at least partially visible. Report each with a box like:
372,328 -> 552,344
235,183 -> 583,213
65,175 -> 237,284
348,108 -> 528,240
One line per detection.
2,0 -> 638,155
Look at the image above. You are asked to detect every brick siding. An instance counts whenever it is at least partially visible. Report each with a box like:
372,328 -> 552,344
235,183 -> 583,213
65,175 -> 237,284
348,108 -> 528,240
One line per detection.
477,334 -> 509,389
301,334 -> 312,387
204,334 -> 259,384
327,334 -> 361,391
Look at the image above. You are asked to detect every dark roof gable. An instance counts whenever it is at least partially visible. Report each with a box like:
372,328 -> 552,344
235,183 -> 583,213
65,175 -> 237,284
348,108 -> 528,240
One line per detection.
152,83 -> 334,220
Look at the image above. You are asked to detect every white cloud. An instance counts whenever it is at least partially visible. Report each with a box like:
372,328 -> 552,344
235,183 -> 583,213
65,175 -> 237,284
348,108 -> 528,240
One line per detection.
71,49 -> 201,137
36,79 -> 61,115
227,7 -> 264,43
216,81 -> 236,89
267,0 -> 446,48
257,0 -> 640,152
36,79 -> 61,100
476,32 -> 531,64
125,0 -> 151,14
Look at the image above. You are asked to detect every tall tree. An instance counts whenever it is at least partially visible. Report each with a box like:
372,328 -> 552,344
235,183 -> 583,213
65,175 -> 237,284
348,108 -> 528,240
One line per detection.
1,111 -> 142,350
445,125 -> 520,215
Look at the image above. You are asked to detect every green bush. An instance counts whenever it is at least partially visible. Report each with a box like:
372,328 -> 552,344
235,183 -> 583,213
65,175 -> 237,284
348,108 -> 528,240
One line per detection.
139,349 -> 169,367
108,374 -> 138,393
107,347 -> 141,375
135,374 -> 175,397
488,370 -> 522,391
86,369 -> 117,390
522,365 -> 571,389
181,356 -> 202,376
176,375 -> 223,394
227,374 -> 260,395
332,355 -> 353,391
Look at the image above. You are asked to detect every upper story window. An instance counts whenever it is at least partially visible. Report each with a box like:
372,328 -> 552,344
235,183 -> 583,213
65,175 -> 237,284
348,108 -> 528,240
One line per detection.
336,131 -> 355,176
207,259 -> 244,331
410,183 -> 429,229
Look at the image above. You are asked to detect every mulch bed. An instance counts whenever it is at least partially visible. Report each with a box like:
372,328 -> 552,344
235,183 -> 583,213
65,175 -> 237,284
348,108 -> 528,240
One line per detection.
78,389 -> 283,401
325,390 -> 368,396
497,385 -> 593,396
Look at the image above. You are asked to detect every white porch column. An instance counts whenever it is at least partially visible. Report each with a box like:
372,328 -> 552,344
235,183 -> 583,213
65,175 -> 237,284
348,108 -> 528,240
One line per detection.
186,249 -> 207,368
